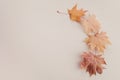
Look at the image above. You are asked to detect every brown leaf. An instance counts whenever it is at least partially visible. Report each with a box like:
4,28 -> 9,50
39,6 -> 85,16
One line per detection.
80,15 -> 101,35
85,32 -> 111,53
80,52 -> 106,76
68,4 -> 86,22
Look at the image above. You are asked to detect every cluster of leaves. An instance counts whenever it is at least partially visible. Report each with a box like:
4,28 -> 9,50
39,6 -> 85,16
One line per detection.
67,4 -> 111,76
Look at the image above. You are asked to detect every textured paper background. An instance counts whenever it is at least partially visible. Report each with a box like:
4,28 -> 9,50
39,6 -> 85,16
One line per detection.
0,0 -> 119,80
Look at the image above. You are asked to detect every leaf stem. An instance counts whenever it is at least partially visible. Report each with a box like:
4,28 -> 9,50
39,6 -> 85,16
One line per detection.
57,11 -> 68,15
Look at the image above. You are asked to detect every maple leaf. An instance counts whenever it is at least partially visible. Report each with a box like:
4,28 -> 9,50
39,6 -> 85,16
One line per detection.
80,15 -> 101,35
85,32 -> 111,52
68,4 -> 86,22
80,52 -> 106,76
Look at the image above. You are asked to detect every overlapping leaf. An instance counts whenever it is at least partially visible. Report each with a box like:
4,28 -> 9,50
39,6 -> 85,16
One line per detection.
85,32 -> 111,52
80,52 -> 106,76
80,15 -> 101,35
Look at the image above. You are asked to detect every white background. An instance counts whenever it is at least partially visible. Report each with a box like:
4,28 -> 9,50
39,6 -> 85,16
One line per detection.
0,0 -> 119,80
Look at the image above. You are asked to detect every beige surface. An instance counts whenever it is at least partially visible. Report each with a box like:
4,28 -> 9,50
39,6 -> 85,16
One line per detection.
0,0 -> 119,80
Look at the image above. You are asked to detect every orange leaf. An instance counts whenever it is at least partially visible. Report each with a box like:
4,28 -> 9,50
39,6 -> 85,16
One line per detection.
80,52 -> 106,76
80,15 -> 101,35
85,32 -> 111,53
68,4 -> 86,22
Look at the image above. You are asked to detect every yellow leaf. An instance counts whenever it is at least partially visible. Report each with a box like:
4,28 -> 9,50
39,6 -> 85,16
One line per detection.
85,32 -> 111,53
68,4 -> 86,22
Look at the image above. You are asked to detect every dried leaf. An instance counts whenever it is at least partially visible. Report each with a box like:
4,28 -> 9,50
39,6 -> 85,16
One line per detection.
85,32 -> 111,53
80,52 -> 106,76
80,15 -> 101,35
68,4 -> 86,22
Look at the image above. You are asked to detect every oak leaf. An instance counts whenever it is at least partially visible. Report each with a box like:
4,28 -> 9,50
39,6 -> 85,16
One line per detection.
80,52 -> 106,76
68,4 -> 86,22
